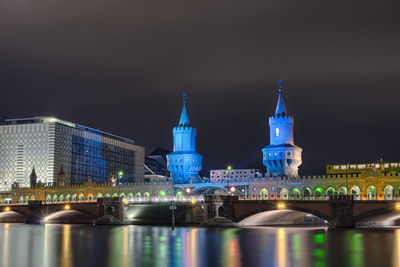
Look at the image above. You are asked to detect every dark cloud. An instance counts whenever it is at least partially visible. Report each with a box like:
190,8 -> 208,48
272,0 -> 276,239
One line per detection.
0,0 -> 399,175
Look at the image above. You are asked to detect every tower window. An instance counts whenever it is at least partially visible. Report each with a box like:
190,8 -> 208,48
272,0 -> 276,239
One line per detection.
275,128 -> 279,137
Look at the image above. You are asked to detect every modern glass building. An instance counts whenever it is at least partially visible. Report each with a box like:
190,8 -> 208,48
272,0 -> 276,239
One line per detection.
0,116 -> 144,190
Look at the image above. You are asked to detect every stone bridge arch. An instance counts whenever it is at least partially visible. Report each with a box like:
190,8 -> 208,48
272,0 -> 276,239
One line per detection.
352,202 -> 400,226
230,201 -> 331,224
43,209 -> 95,224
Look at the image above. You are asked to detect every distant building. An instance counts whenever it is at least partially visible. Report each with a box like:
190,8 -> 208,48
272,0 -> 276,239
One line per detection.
326,158 -> 400,175
0,116 -> 144,190
210,169 -> 261,182
167,93 -> 203,184
262,80 -> 302,177
144,148 -> 171,182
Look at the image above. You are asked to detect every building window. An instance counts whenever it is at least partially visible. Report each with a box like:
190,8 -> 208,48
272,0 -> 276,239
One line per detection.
275,128 -> 279,137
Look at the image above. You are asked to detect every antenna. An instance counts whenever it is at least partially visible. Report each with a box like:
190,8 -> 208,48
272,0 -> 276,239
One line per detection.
278,80 -> 284,91
182,92 -> 187,104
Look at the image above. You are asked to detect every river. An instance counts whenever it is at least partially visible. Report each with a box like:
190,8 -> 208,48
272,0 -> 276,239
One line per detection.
0,223 -> 399,267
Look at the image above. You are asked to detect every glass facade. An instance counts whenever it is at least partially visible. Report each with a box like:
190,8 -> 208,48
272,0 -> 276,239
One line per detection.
0,117 -> 144,190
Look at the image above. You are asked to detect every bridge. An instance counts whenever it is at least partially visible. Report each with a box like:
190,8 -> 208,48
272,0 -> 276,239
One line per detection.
203,195 -> 400,227
0,198 -> 124,224
2,194 -> 400,227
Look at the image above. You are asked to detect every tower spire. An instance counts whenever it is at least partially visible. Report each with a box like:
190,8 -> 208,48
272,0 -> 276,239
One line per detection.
275,80 -> 287,116
179,92 -> 190,126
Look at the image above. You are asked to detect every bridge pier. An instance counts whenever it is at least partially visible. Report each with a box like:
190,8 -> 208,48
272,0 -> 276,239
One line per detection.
328,196 -> 354,227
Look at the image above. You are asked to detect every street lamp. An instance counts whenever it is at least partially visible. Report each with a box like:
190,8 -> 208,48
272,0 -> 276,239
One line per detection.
226,165 -> 232,195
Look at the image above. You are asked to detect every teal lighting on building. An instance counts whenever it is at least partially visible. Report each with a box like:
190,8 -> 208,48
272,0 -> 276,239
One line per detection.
167,93 -> 203,184
262,80 -> 303,177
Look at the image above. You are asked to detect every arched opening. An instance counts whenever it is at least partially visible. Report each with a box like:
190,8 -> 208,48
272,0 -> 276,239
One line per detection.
65,194 -> 71,202
326,187 -> 335,198
384,185 -> 394,200
111,193 -> 118,197
144,192 -> 150,198
367,185 -> 377,200
104,193 -> 111,198
314,187 -> 324,200
260,188 -> 268,200
78,194 -> 85,202
127,193 -> 134,201
30,195 -> 35,201
52,195 -> 58,202
72,194 -> 78,201
25,195 -> 30,203
0,211 -> 26,223
238,210 -> 328,226
290,188 -> 301,200
176,191 -> 183,200
46,195 -> 52,203
338,186 -> 347,196
119,193 -> 125,198
87,194 -> 94,201
96,193 -> 103,199
302,188 -> 312,199
159,191 -> 166,198
19,196 -> 24,203
218,206 -> 224,217
351,186 -> 361,200
59,195 -> 64,202
43,210 -> 95,224
280,188 -> 289,200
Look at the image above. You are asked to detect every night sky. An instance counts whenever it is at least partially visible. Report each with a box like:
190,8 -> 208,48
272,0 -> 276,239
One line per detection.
1,0 -> 400,175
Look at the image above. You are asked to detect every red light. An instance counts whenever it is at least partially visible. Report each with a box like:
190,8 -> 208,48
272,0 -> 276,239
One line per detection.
186,188 -> 191,193
230,186 -> 236,192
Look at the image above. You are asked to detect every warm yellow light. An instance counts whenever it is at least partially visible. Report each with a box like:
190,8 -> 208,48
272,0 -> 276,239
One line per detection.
227,165 -> 232,170
396,203 -> 400,210
124,199 -> 129,205
191,198 -> 197,204
64,204 -> 70,210
186,188 -> 191,194
277,202 -> 286,210
4,206 -> 10,212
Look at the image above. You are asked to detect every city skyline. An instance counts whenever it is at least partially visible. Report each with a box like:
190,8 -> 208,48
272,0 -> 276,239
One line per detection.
1,0 -> 399,175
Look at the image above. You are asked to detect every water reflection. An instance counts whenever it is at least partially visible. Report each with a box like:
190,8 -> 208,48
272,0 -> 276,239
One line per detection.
276,228 -> 286,267
0,224 -> 400,266
61,225 -> 72,267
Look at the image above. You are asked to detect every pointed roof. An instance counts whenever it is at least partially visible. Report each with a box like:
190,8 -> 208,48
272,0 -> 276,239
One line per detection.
178,92 -> 190,126
30,166 -> 37,178
275,80 -> 287,116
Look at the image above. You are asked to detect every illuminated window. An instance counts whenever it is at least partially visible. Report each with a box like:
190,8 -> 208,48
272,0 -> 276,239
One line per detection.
392,163 -> 398,167
358,164 -> 366,169
350,165 -> 356,169
340,165 -> 347,170
275,128 -> 279,137
384,164 -> 389,168
333,166 -> 339,170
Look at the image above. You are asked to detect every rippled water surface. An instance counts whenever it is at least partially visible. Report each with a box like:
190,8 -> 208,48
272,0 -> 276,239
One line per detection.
0,223 -> 400,267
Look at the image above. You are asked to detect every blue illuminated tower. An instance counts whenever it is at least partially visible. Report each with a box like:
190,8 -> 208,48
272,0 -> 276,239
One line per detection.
262,80 -> 302,177
167,93 -> 202,184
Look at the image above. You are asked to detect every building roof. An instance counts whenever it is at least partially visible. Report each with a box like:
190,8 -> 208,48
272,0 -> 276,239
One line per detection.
148,147 -> 171,161
178,92 -> 190,126
275,80 -> 287,116
4,116 -> 136,144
